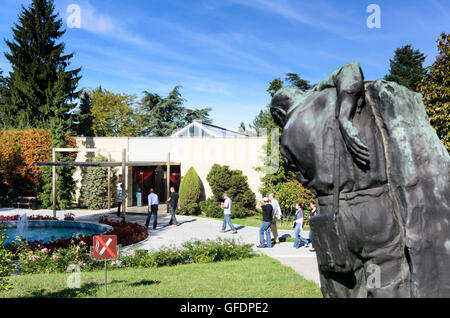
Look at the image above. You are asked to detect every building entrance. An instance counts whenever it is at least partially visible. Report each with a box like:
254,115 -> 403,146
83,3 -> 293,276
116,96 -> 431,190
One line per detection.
131,165 -> 181,206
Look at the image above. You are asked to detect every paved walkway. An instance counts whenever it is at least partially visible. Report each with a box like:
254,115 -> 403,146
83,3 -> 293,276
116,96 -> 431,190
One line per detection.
0,207 -> 321,286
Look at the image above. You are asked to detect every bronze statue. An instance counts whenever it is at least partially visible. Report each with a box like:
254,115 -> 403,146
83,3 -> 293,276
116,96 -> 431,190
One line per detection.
271,62 -> 450,297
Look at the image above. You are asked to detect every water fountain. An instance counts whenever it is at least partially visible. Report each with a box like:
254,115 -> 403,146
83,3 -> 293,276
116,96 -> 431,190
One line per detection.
16,213 -> 28,239
2,217 -> 113,245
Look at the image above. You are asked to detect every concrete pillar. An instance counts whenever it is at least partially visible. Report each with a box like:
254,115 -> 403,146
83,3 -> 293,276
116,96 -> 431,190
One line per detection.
122,148 -> 126,219
52,149 -> 56,218
166,152 -> 171,202
107,152 -> 111,212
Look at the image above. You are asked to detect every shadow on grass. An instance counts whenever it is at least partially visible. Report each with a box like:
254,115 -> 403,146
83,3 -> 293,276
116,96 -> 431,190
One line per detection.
25,279 -> 127,298
278,234 -> 294,243
128,279 -> 160,287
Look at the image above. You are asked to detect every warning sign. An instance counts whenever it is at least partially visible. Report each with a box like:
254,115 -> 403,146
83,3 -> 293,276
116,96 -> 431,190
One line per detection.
93,235 -> 118,259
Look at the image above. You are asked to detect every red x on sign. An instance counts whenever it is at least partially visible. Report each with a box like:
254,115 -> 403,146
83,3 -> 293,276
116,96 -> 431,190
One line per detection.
93,235 -> 118,259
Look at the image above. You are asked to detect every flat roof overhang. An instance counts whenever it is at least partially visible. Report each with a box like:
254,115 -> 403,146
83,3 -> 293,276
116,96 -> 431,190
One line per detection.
32,161 -> 181,167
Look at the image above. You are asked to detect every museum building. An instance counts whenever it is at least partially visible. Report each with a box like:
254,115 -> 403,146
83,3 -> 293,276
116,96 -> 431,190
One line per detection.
73,121 -> 267,207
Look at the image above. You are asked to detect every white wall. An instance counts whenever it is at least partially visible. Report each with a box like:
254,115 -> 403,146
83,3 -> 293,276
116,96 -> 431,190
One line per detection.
74,136 -> 268,204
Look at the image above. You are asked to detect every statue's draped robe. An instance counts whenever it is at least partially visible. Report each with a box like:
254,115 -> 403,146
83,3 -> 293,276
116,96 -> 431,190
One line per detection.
278,70 -> 450,297
365,81 -> 450,297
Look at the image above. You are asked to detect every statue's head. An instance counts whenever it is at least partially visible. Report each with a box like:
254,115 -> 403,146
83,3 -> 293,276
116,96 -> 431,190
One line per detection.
270,86 -> 305,128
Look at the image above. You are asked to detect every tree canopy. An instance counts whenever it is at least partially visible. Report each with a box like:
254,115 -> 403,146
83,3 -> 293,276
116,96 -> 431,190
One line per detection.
88,88 -> 139,137
137,85 -> 212,136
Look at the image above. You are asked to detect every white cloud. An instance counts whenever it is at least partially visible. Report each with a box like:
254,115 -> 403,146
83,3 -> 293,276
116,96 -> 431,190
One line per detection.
229,0 -> 362,39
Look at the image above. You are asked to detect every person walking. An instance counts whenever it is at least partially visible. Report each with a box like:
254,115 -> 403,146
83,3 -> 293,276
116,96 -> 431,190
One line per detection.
220,192 -> 237,233
145,188 -> 159,229
269,193 -> 281,245
308,200 -> 317,252
117,184 -> 126,217
166,186 -> 179,227
257,197 -> 273,248
293,202 -> 309,248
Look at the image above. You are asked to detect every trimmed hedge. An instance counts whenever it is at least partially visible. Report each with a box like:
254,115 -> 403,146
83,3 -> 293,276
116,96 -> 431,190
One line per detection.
79,154 -> 118,209
178,167 -> 201,215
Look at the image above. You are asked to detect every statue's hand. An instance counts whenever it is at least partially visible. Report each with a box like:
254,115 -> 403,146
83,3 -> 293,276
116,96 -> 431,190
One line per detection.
340,121 -> 370,166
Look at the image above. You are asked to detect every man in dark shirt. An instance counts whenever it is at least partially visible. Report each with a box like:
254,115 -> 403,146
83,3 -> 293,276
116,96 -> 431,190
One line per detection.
166,186 -> 179,226
257,198 -> 273,248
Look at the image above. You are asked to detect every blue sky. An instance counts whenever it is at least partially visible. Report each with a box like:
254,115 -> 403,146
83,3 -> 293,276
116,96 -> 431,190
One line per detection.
0,0 -> 448,130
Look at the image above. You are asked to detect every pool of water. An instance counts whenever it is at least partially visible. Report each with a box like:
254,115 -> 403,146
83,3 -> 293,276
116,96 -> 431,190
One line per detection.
3,227 -> 100,244
1,221 -> 113,244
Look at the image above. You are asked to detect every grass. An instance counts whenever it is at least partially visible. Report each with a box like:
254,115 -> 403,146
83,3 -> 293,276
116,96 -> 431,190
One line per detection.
197,214 -> 310,231
0,255 -> 322,298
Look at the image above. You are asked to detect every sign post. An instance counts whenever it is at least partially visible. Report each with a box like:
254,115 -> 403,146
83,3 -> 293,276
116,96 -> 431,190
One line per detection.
92,235 -> 118,297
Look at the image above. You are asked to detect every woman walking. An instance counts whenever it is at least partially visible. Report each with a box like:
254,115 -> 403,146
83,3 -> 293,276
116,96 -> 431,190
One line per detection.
293,202 -> 309,248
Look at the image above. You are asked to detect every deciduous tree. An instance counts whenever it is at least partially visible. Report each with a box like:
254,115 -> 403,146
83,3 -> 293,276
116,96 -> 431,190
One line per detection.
417,33 -> 450,152
89,88 -> 139,137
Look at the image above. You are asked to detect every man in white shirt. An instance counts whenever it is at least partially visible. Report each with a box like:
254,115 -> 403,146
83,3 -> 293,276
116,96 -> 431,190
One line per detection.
269,193 -> 282,244
220,192 -> 237,234
145,188 -> 159,230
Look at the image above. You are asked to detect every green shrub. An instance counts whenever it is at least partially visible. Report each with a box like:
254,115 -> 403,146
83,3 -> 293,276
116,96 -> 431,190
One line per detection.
231,201 -> 255,218
205,164 -> 256,218
206,164 -> 233,201
274,180 -> 314,225
0,224 -> 13,290
178,167 -> 201,215
79,154 -> 118,209
121,238 -> 253,268
199,197 -> 222,218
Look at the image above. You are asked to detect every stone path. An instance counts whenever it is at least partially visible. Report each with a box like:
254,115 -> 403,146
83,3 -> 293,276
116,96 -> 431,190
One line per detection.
0,207 -> 321,286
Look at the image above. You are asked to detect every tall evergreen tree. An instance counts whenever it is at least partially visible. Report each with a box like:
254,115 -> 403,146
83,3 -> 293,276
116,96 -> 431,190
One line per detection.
38,67 -> 77,209
0,69 -> 11,128
3,0 -> 81,129
75,91 -> 94,136
385,44 -> 426,91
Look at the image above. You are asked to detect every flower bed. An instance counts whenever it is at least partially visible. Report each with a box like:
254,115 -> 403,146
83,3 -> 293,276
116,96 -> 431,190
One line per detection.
101,219 -> 149,246
0,215 -> 57,222
15,237 -> 254,274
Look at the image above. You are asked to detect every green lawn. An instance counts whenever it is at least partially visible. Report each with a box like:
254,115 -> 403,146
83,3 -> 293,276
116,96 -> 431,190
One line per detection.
0,255 -> 321,298
197,214 -> 310,231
